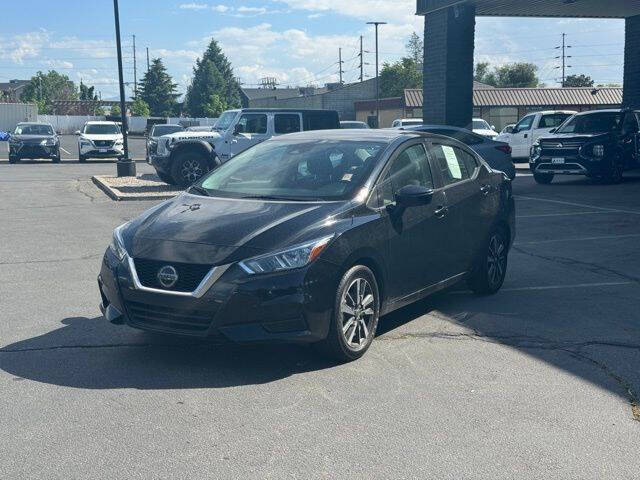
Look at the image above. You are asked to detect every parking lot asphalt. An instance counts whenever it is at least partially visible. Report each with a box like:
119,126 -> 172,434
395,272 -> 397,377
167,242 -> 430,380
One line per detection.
0,163 -> 639,479
0,134 -> 147,161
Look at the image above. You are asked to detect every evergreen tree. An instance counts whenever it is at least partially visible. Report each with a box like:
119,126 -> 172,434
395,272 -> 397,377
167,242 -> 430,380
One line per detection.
130,98 -> 150,116
186,39 -> 240,117
79,81 -> 98,100
139,58 -> 180,116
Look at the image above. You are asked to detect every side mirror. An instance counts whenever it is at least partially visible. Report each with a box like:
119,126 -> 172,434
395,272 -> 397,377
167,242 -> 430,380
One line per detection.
395,184 -> 433,208
491,125 -> 496,131
74,130 -> 81,135
505,126 -> 514,134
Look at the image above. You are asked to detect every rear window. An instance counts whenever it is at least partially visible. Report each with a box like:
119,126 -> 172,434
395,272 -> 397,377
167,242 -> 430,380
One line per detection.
538,114 -> 572,129
152,125 -> 184,136
434,129 -> 483,145
302,111 -> 340,131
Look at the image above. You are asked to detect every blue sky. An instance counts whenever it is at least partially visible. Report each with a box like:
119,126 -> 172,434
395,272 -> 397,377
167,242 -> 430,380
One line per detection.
0,1 -> 626,99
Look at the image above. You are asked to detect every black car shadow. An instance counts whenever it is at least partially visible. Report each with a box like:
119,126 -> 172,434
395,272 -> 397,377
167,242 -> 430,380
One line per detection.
0,316 -> 335,390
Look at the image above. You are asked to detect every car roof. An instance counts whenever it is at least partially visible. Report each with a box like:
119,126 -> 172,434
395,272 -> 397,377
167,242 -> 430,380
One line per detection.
405,124 -> 468,132
85,121 -> 119,125
239,108 -> 338,114
153,123 -> 182,127
573,109 -> 623,116
269,129 -> 423,142
17,122 -> 53,126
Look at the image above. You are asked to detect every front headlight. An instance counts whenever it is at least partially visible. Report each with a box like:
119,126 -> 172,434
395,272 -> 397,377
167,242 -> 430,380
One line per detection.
40,138 -> 56,146
531,144 -> 541,158
239,235 -> 334,275
80,139 -> 92,147
593,144 -> 604,157
115,138 -> 124,145
109,224 -> 129,261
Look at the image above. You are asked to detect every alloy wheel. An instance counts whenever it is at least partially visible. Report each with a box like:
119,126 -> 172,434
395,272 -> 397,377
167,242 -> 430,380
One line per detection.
181,158 -> 204,184
340,277 -> 375,351
487,234 -> 507,288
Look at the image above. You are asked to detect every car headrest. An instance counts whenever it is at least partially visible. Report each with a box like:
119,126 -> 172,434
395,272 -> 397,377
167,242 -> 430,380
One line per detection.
307,156 -> 333,177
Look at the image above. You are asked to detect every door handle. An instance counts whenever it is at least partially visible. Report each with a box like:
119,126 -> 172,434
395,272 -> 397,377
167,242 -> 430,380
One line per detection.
480,185 -> 492,195
434,205 -> 448,218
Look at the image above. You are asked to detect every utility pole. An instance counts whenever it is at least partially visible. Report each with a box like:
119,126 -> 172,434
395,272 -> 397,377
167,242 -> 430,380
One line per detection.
555,33 -> 572,87
338,48 -> 344,84
132,35 -> 137,98
359,35 -> 364,82
146,47 -> 150,72
366,21 -> 386,128
113,0 -> 135,177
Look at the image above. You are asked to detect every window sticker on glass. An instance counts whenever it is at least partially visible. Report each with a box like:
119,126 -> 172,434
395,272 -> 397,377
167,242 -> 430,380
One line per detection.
342,173 -> 353,182
442,146 -> 462,179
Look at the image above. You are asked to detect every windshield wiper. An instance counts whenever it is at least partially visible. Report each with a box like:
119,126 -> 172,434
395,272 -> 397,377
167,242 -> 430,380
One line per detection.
239,194 -> 319,201
188,185 -> 211,197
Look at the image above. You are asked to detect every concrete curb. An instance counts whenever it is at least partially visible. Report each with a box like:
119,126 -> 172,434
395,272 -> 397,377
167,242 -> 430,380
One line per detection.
91,175 -> 180,201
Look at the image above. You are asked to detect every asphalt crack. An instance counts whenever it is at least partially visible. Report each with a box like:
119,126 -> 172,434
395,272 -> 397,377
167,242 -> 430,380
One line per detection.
0,253 -> 101,266
512,245 -> 640,284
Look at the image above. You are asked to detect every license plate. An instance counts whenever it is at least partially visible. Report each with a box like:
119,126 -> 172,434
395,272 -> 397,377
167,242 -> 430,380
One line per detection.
99,148 -> 107,153
551,157 -> 565,164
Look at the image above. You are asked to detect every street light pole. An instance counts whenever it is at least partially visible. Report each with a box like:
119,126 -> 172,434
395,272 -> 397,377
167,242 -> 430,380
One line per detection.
113,0 -> 135,177
367,21 -> 386,128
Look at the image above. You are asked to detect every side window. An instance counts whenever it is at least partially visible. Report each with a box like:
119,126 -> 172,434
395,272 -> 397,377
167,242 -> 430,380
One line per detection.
378,144 -> 433,206
303,113 -> 337,131
622,113 -> 639,134
515,115 -> 534,132
429,143 -> 477,186
235,114 -> 267,134
274,114 -> 301,134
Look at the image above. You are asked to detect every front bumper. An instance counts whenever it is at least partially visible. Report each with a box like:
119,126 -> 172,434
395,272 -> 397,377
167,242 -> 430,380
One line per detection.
529,155 -> 613,177
98,247 -> 338,344
10,144 -> 58,158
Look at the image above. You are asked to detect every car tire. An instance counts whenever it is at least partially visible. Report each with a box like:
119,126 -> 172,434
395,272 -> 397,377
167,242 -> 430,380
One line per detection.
533,172 -> 553,184
318,265 -> 380,362
156,171 -> 174,184
79,152 -> 87,162
170,151 -> 209,187
605,156 -> 624,184
467,227 -> 509,295
52,150 -> 61,163
8,155 -> 19,164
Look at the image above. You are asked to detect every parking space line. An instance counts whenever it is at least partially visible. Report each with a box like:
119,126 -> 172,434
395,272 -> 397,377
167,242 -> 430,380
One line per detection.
450,281 -> 635,294
517,211 -> 611,218
516,195 -> 640,215
60,147 -> 72,155
515,233 -> 640,245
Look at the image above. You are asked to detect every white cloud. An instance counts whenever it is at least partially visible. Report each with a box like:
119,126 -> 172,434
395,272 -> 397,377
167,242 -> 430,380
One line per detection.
212,5 -> 229,12
179,3 -> 209,10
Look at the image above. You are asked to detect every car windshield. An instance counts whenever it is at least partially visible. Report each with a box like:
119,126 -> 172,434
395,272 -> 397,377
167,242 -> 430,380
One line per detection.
199,139 -> 387,201
14,124 -> 53,135
556,112 -> 622,134
473,120 -> 490,130
84,124 -> 121,135
214,111 -> 237,130
152,125 -> 183,136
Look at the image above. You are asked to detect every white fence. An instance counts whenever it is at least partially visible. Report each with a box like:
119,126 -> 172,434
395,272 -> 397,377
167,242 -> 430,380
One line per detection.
38,115 -> 106,134
0,104 -> 38,132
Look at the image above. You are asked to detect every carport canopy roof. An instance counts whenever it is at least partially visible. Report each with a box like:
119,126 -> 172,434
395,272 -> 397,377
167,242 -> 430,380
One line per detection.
417,0 -> 640,18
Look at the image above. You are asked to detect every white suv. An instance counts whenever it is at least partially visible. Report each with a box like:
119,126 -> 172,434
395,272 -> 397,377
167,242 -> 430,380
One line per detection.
76,121 -> 124,162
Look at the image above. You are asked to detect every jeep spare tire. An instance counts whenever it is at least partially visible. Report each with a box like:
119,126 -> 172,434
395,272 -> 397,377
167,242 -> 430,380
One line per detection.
171,151 -> 209,187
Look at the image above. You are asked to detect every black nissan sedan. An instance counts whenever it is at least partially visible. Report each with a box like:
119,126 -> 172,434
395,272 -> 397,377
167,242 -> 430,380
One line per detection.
98,130 -> 515,361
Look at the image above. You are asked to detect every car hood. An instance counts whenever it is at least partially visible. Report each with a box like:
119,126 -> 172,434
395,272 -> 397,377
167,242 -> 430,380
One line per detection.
538,132 -> 610,143
474,128 -> 498,137
11,134 -> 55,142
82,134 -> 123,141
124,193 -> 354,265
163,131 -> 222,141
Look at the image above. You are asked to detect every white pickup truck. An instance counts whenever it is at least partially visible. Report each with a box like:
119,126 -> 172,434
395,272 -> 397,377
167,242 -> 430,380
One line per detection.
495,110 -> 576,159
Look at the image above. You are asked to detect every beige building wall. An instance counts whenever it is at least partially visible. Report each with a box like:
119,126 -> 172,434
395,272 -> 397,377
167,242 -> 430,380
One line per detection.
355,107 -> 404,128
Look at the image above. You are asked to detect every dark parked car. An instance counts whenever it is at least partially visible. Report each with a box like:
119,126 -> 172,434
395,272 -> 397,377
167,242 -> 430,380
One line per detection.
146,124 -> 184,166
98,130 -> 515,361
8,122 -> 60,163
403,125 -> 515,179
530,109 -> 640,184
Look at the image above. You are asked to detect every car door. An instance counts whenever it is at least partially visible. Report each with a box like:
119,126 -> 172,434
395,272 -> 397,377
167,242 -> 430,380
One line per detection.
620,112 -> 640,168
375,141 -> 450,301
229,113 -> 270,157
510,114 -> 535,159
427,141 -> 488,275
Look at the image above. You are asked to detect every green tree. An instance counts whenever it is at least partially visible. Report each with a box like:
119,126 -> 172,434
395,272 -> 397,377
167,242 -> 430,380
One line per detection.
186,38 -> 241,117
474,62 -> 539,88
202,93 -> 227,117
379,58 -> 423,98
406,32 -> 423,65
79,81 -> 98,100
564,74 -> 594,87
130,98 -> 150,116
139,58 -> 180,116
110,103 -> 121,117
20,71 -> 78,114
